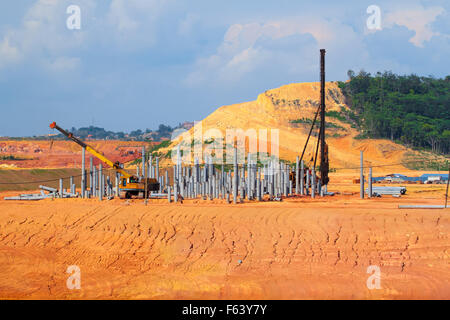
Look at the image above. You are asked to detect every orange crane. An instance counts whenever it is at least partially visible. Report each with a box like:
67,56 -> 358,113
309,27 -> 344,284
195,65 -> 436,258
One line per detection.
50,122 -> 159,199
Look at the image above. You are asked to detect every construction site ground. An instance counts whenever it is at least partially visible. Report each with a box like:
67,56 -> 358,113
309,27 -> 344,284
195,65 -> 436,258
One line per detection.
0,172 -> 448,299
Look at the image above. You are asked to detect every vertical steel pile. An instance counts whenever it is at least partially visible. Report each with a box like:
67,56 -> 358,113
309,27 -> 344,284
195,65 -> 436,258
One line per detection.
360,151 -> 364,199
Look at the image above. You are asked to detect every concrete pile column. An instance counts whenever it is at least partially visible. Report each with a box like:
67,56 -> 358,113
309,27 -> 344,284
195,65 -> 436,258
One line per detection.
360,151 -> 364,199
59,178 -> 63,198
257,167 -> 261,201
156,157 -> 159,181
174,183 -> 178,203
115,173 -> 119,197
194,157 -> 199,184
210,176 -> 214,200
165,170 -> 169,189
305,169 -> 310,196
233,147 -> 238,204
81,147 -> 86,198
106,176 -> 111,198
247,154 -> 251,199
239,177 -> 244,201
70,176 -> 74,194
180,176 -> 185,198
142,146 -> 146,180
149,154 -> 153,179
295,156 -> 300,194
177,146 -> 182,182
300,160 -> 304,195
93,166 -> 97,197
288,165 -> 292,195
99,164 -> 103,201
173,165 -> 177,188
89,157 -> 93,197
209,156 -> 214,183
277,162 -> 281,197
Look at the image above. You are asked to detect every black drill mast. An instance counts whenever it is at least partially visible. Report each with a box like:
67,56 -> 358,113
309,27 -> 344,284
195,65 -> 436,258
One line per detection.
320,49 -> 329,186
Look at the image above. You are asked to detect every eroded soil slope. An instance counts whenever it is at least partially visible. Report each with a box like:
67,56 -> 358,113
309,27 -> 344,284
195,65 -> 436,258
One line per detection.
162,81 -> 443,170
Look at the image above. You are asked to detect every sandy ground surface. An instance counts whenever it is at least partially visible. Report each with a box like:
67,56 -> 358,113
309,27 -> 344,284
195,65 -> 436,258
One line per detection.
0,183 -> 448,300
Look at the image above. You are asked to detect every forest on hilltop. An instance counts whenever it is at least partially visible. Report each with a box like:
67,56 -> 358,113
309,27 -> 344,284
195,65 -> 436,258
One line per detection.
338,71 -> 450,155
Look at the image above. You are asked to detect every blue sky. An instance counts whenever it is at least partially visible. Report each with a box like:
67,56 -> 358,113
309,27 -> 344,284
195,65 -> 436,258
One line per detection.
0,0 -> 448,136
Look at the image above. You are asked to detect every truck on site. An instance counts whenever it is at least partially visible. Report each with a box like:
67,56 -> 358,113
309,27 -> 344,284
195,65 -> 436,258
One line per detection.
49,122 -> 159,199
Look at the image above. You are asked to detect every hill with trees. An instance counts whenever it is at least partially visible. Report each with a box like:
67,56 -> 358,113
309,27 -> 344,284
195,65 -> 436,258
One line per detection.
26,122 -> 194,141
338,71 -> 450,155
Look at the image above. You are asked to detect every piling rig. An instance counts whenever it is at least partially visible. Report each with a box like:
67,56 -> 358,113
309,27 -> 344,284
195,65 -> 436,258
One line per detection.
49,122 -> 159,199
319,49 -> 329,186
290,49 -> 329,190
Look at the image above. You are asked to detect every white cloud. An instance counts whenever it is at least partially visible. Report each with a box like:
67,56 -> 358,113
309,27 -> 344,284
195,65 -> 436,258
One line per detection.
178,13 -> 199,36
0,37 -> 21,67
184,17 -> 366,86
21,0 -> 91,53
0,0 -> 170,69
384,5 -> 445,47
46,56 -> 81,72
105,0 -> 170,48
0,0 -> 94,72
108,1 -> 139,32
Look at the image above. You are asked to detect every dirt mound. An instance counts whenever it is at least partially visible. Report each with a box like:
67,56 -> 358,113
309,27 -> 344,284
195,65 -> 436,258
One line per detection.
161,81 -> 423,171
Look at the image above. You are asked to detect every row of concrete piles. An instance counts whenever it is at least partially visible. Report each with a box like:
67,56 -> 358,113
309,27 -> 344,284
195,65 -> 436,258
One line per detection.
360,151 -> 376,199
59,157 -> 117,200
32,149 -> 391,203
142,147 -> 330,203
59,147 -> 384,203
62,148 -> 393,203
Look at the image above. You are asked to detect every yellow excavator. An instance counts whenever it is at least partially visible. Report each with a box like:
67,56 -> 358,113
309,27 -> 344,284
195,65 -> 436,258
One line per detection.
50,122 -> 159,199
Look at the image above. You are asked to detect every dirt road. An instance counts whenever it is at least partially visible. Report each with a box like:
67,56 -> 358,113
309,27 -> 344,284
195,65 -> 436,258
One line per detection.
0,194 -> 449,299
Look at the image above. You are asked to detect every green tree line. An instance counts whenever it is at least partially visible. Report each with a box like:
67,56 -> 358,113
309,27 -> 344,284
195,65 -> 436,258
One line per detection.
338,71 -> 450,154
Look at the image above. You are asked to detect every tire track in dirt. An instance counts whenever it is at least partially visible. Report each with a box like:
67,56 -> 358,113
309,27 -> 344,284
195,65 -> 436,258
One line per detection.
0,199 -> 449,299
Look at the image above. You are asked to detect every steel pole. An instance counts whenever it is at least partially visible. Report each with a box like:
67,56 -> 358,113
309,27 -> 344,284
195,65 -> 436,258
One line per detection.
360,151 -> 364,199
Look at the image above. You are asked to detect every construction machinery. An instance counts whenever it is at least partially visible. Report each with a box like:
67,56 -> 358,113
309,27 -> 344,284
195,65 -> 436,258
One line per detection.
50,122 -> 159,199
289,49 -> 329,190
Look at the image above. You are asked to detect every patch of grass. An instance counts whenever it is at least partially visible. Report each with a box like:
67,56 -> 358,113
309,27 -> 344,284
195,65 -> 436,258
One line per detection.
325,110 -> 347,122
290,118 -> 313,125
0,155 -> 29,161
149,140 -> 171,154
403,152 -> 450,171
326,133 -> 344,138
30,169 -> 48,175
130,140 -> 172,165
325,122 -> 345,130
290,118 -> 345,130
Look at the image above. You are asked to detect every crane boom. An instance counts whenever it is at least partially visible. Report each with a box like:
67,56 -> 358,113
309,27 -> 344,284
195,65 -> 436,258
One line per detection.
50,122 -> 132,178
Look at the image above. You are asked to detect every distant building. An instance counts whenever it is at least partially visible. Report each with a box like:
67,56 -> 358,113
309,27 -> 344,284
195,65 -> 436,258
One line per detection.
420,174 -> 449,184
384,174 -> 407,183
373,173 -> 448,184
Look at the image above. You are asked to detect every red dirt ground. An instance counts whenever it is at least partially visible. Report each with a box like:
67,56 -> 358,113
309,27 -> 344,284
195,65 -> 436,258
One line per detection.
0,182 -> 448,300
0,140 -> 156,169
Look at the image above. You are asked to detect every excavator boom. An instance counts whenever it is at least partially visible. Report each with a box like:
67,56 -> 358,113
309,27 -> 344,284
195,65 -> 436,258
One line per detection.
49,122 -> 131,178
